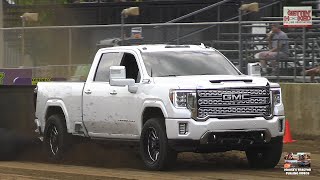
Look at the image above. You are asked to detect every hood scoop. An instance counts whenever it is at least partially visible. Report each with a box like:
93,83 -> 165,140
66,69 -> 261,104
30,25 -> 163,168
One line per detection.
210,79 -> 253,83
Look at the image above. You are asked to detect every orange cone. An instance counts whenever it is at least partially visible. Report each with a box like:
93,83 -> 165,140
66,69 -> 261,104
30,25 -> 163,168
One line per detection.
283,120 -> 296,143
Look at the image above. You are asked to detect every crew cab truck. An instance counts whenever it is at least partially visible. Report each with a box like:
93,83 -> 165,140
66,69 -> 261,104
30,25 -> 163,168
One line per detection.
35,45 -> 285,170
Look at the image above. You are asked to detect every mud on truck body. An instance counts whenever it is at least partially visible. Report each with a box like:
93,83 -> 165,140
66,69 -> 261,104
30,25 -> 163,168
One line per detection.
35,45 -> 285,170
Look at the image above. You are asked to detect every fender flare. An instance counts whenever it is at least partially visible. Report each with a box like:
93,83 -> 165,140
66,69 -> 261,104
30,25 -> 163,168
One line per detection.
141,100 -> 168,118
44,99 -> 71,132
140,100 -> 168,134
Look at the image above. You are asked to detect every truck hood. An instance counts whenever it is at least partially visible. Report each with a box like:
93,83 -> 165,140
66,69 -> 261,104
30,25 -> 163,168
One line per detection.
152,75 -> 271,89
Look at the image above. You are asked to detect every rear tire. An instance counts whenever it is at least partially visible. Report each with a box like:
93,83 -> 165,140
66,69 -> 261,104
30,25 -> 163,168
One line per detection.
246,137 -> 283,169
44,114 -> 71,161
140,118 -> 177,170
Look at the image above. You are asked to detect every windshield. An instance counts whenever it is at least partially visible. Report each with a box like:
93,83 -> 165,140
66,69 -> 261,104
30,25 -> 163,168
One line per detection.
142,51 -> 240,77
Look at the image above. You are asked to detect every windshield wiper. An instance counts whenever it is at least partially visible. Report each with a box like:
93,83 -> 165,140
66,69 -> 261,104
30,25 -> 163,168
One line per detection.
157,75 -> 178,77
197,73 -> 213,75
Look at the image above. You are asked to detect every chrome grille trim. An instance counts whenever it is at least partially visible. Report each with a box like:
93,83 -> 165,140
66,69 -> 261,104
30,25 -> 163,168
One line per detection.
198,88 -> 269,98
198,106 -> 270,118
196,87 -> 271,120
198,97 -> 269,106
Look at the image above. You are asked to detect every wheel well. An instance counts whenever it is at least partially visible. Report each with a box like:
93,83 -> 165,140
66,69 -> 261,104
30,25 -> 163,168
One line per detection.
142,107 -> 165,125
45,106 -> 65,121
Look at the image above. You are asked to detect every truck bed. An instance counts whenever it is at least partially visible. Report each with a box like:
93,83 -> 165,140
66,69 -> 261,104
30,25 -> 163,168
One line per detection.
35,82 -> 85,134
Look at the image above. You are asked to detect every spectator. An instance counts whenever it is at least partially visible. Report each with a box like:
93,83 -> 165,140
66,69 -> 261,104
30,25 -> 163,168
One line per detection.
304,66 -> 320,82
255,23 -> 289,75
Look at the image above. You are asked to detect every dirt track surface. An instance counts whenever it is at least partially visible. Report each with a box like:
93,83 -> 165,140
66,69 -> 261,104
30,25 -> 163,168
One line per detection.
0,139 -> 319,180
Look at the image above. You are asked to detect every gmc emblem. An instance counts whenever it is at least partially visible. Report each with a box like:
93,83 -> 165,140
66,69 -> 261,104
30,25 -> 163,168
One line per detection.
222,94 -> 250,101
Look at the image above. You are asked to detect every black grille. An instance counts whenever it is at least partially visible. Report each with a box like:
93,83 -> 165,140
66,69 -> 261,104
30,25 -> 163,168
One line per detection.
196,87 -> 271,119
207,131 -> 267,144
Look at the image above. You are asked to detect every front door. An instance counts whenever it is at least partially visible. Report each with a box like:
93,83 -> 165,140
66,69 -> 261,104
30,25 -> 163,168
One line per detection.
82,52 -> 124,138
106,52 -> 143,137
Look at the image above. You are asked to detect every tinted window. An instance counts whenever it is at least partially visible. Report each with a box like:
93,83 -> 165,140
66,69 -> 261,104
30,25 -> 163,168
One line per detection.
120,53 -> 141,83
94,52 -> 123,82
142,51 -> 240,77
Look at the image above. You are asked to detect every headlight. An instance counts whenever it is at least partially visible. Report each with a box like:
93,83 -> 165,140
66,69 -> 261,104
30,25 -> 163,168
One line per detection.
169,90 -> 196,109
271,88 -> 282,106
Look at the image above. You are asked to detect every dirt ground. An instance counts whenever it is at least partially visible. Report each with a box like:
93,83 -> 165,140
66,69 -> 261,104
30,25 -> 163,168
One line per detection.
0,138 -> 319,180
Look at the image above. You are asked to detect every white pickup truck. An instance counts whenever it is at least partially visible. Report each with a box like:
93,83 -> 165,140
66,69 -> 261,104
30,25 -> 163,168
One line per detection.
35,45 -> 285,170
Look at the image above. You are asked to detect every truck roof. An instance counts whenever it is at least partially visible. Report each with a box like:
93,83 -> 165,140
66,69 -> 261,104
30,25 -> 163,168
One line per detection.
98,44 -> 217,52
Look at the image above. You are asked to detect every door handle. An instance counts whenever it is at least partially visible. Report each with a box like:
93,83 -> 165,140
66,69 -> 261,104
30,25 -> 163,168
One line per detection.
110,90 -> 117,95
84,89 -> 92,94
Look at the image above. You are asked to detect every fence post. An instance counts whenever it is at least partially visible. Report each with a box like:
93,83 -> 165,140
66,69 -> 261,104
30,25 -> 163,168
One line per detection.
21,17 -> 26,67
121,13 -> 125,45
245,37 -> 248,70
294,40 -> 297,82
238,9 -> 243,72
277,40 -> 280,82
302,27 -> 306,83
176,25 -> 180,45
0,1 -> 4,68
217,5 -> 221,40
312,39 -> 315,67
68,28 -> 72,78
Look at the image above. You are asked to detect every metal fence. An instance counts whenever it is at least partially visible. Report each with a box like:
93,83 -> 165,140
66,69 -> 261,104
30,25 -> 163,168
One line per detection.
1,20 -> 320,83
8,0 -> 140,5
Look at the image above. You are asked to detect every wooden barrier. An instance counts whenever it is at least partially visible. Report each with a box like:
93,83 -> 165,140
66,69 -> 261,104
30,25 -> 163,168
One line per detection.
281,83 -> 320,136
0,85 -> 36,135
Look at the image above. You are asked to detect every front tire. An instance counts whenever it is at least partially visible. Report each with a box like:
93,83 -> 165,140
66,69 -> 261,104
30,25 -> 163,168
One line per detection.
246,137 -> 283,169
44,114 -> 71,161
140,118 -> 177,170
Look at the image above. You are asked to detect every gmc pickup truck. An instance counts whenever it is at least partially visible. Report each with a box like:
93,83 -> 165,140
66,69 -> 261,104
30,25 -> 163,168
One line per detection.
35,45 -> 285,170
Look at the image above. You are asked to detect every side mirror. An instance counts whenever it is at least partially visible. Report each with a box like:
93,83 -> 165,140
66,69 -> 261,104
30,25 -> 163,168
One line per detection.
247,63 -> 261,76
109,66 -> 138,93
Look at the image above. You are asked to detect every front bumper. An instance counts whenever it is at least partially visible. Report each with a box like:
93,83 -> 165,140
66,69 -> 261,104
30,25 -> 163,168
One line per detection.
166,116 -> 285,144
168,136 -> 283,152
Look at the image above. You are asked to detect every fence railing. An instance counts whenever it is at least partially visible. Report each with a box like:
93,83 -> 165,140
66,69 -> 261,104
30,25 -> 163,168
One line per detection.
8,0 -> 139,5
1,20 -> 320,83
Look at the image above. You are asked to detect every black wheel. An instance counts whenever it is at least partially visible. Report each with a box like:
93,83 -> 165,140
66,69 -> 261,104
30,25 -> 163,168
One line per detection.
44,114 -> 71,161
140,118 -> 177,170
246,137 -> 283,169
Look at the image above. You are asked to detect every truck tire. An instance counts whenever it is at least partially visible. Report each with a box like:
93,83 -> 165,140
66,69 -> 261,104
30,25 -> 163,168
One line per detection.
245,138 -> 283,169
44,114 -> 71,161
140,118 -> 177,170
